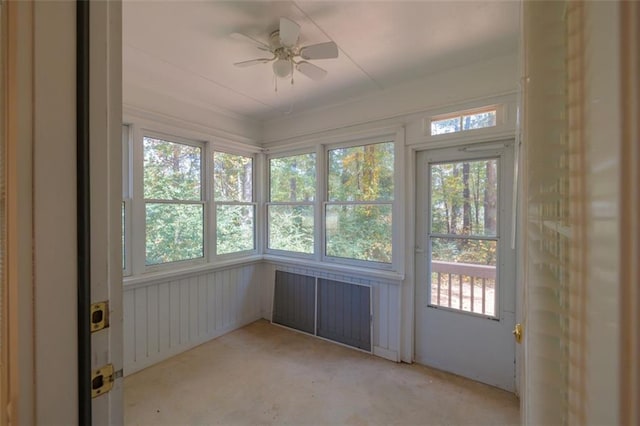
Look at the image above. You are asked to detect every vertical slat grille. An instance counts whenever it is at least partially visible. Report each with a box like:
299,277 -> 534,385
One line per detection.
566,2 -> 587,423
317,279 -> 371,351
523,1 -> 571,423
272,271 -> 315,335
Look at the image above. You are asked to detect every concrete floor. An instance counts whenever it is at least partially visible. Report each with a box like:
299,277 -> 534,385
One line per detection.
125,320 -> 520,425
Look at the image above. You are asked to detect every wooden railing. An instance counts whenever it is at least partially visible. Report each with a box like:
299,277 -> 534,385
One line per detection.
431,260 -> 496,316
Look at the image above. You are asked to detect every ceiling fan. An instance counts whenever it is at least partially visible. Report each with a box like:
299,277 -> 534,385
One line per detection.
231,17 -> 339,82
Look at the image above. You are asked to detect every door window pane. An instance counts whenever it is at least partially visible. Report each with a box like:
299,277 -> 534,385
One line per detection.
430,159 -> 498,236
430,238 -> 497,316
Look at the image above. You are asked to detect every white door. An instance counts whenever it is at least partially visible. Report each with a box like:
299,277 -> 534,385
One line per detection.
415,143 -> 516,392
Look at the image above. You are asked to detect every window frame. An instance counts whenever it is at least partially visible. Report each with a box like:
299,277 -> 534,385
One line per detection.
322,136 -> 400,270
265,149 -> 318,258
141,131 -> 207,271
429,105 -> 500,137
427,156 -> 502,319
122,124 -> 132,277
212,149 -> 257,258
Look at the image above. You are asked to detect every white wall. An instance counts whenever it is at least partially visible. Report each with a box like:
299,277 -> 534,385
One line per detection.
262,54 -> 518,145
124,84 -> 263,145
123,263 -> 263,374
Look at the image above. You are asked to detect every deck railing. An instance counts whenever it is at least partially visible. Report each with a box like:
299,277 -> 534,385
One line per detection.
431,260 -> 496,316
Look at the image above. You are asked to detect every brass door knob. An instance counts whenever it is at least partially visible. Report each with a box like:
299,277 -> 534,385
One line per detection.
513,323 -> 523,343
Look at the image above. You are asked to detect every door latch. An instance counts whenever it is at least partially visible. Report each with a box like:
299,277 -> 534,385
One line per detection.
90,301 -> 109,332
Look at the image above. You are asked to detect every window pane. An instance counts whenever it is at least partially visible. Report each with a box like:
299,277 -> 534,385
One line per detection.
325,204 -> 392,263
431,117 -> 461,135
430,159 -> 498,236
216,204 -> 254,254
270,153 -> 316,202
143,137 -> 201,200
430,237 -> 497,316
462,110 -> 497,130
268,205 -> 314,253
214,152 -> 252,202
145,203 -> 204,265
328,142 -> 394,202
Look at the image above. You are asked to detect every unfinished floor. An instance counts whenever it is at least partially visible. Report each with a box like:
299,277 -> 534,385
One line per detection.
125,320 -> 519,425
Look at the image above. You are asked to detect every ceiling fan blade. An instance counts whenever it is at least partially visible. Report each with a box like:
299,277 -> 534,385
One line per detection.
230,32 -> 271,52
296,61 -> 328,81
299,42 -> 339,60
234,58 -> 273,67
279,17 -> 300,47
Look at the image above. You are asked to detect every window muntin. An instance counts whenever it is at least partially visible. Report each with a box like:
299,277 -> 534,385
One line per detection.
429,158 -> 499,317
267,152 -> 316,254
143,136 -> 204,266
326,141 -> 394,264
431,107 -> 497,136
213,151 -> 255,255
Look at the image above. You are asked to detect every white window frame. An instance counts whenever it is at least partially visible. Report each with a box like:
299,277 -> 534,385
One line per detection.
212,149 -> 258,258
122,124 -> 132,276
322,134 -> 402,271
141,131 -> 207,271
265,149 -> 318,259
428,105 -> 502,137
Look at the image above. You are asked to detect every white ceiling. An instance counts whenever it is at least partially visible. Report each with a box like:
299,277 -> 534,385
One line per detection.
123,1 -> 520,122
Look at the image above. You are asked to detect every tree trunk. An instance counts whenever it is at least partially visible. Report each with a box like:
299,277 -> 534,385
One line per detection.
450,165 -> 459,233
484,160 -> 497,234
463,162 -> 471,234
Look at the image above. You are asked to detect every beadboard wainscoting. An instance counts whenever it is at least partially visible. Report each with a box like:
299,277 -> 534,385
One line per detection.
263,262 -> 402,362
123,263 -> 264,375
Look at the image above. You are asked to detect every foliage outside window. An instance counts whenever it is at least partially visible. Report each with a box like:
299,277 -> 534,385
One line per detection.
431,108 -> 497,136
214,151 -> 255,255
143,136 -> 204,265
268,153 -> 316,254
326,142 -> 394,264
429,159 -> 499,316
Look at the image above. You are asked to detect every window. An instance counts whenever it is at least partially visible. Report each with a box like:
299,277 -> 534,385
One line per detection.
213,151 -> 255,255
143,136 -> 204,265
326,141 -> 394,264
268,152 -> 316,254
429,159 -> 499,317
430,107 -> 497,136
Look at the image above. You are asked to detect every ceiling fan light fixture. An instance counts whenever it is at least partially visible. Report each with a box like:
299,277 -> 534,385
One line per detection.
272,58 -> 292,78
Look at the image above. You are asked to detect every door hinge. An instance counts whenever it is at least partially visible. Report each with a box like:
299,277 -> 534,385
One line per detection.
90,301 -> 109,332
91,364 -> 123,398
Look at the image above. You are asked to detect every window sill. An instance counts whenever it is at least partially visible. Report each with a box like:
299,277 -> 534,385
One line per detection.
123,254 -> 264,289
263,254 -> 405,284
